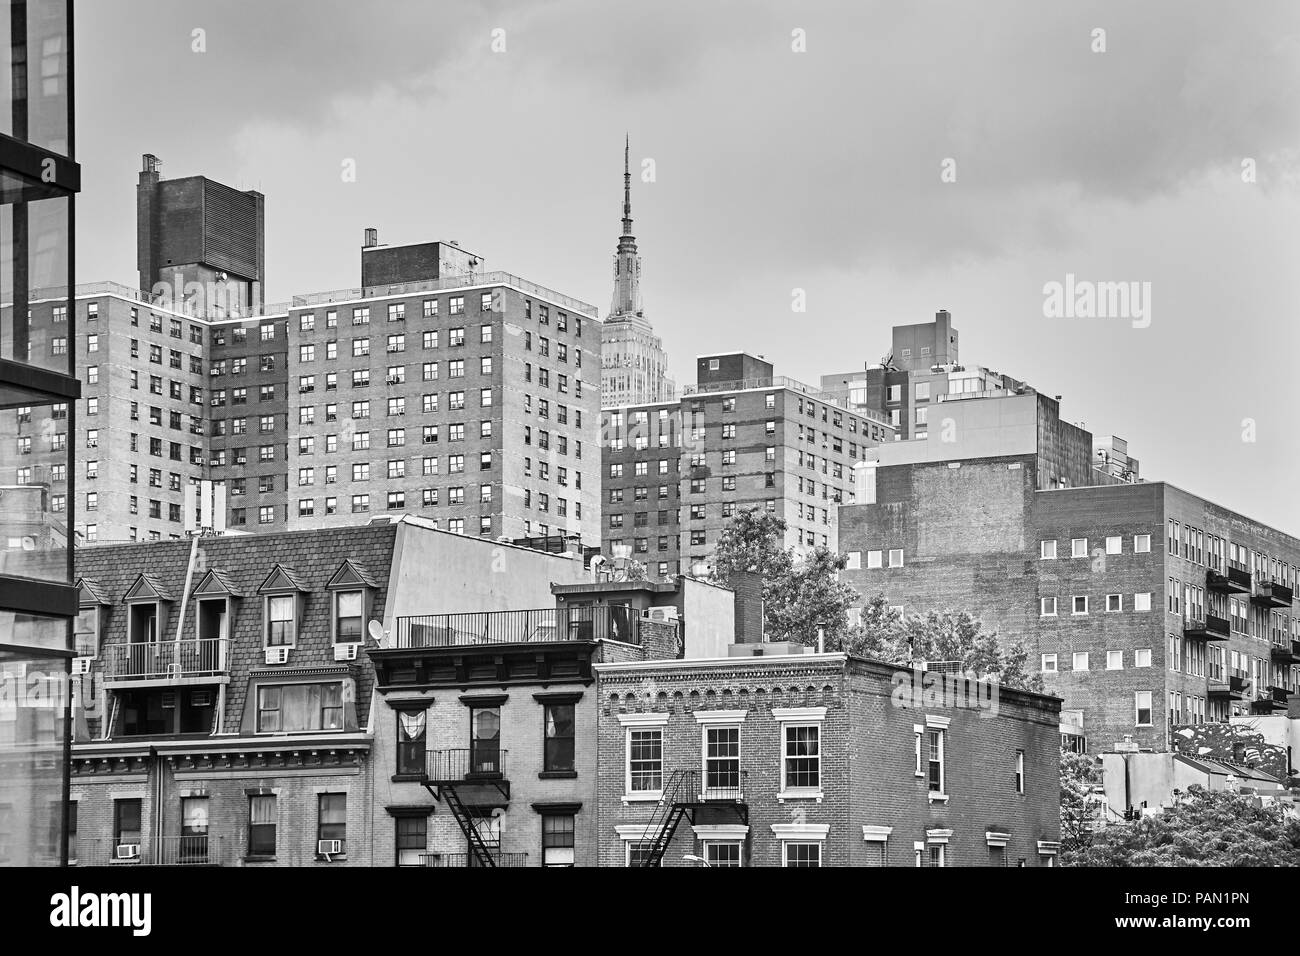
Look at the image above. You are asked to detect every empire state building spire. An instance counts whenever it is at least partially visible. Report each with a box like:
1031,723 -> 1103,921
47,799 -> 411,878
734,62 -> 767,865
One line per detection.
610,134 -> 643,318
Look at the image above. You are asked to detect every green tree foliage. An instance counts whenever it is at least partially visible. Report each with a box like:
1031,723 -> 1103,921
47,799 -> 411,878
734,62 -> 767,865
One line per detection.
1059,748 -> 1105,849
836,595 -> 1043,693
708,508 -> 856,643
1061,785 -> 1300,866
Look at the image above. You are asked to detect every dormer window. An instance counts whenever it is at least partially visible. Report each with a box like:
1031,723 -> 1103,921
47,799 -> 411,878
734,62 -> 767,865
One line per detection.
74,578 -> 110,657
326,560 -> 377,644
258,566 -> 308,649
267,596 -> 295,647
335,592 -> 364,642
122,573 -> 172,645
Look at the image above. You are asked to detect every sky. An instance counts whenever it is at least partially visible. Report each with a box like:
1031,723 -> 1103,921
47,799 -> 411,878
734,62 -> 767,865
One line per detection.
76,0 -> 1300,531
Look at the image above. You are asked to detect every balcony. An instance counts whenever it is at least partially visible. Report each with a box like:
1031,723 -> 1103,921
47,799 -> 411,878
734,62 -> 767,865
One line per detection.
1207,564 -> 1252,594
1183,614 -> 1230,641
1270,640 -> 1300,665
425,747 -> 508,783
88,835 -> 229,866
418,852 -> 529,868
1208,674 -> 1247,699
104,639 -> 229,685
1251,580 -> 1294,609
1269,686 -> 1290,706
394,606 -> 642,649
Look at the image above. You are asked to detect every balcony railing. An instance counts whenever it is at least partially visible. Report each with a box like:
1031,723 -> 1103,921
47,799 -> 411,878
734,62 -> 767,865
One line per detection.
1270,640 -> 1300,664
1208,674 -> 1248,698
1184,614 -> 1230,641
668,769 -> 748,803
1269,686 -> 1290,705
394,606 -> 642,648
1252,580 -> 1294,608
86,835 -> 227,866
419,852 -> 529,867
426,747 -> 508,782
104,638 -> 229,681
1207,564 -> 1252,593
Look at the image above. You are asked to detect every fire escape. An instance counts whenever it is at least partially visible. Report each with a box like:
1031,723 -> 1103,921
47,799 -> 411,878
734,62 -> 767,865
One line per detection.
422,749 -> 513,867
635,770 -> 749,866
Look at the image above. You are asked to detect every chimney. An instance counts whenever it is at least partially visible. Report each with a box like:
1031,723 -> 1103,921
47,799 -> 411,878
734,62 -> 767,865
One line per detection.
363,227 -> 378,248
731,571 -> 765,644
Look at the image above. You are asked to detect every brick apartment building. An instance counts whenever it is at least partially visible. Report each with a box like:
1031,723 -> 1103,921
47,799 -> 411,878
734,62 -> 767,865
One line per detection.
601,351 -> 894,578
65,518 -> 593,866
595,646 -> 1062,867
840,393 -> 1299,753
10,155 -> 603,545
365,578 -> 691,867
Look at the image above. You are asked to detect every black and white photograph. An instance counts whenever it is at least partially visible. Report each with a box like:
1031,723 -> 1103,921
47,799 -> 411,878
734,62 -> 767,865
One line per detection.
0,0 -> 1297,938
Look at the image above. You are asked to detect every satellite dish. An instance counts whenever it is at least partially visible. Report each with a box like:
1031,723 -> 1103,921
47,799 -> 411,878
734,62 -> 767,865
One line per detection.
367,620 -> 386,643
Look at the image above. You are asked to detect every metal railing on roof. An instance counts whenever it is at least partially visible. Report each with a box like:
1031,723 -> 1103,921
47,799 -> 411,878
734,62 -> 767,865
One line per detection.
287,271 -> 598,317
680,376 -> 890,424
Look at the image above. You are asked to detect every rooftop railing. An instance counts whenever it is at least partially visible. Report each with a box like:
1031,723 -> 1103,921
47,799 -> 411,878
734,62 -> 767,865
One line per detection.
287,270 -> 598,317
680,376 -> 890,424
394,605 -> 642,649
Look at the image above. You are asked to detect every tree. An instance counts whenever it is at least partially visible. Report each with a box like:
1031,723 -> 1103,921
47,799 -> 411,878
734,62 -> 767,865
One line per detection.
834,597 -> 1043,693
1061,785 -> 1300,866
1059,748 -> 1104,851
709,508 -> 857,643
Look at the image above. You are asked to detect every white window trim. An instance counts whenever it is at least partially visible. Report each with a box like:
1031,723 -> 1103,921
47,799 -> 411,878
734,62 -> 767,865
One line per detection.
1040,540 -> 1056,560
862,825 -> 893,844
985,830 -> 1010,848
926,828 -> 953,844
770,824 -> 830,839
913,724 -> 924,777
1105,593 -> 1122,613
697,711 -> 745,800
692,824 -> 750,840
1037,840 -> 1060,856
619,712 -> 669,803
1072,538 -> 1088,558
774,706 -> 827,802
1040,597 -> 1057,617
1041,653 -> 1058,673
925,719 -> 949,802
617,823 -> 665,866
1072,595 -> 1089,616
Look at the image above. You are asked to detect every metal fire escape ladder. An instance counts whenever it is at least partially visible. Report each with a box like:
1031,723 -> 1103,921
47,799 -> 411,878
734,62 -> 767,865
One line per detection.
638,770 -> 692,867
439,786 -> 499,868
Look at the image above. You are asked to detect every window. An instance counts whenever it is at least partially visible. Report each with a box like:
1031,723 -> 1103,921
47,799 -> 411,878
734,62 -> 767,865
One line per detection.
1073,652 -> 1089,671
1135,691 -> 1153,726
317,794 -> 347,856
1134,592 -> 1152,612
888,549 -> 904,568
335,591 -> 364,642
704,841 -> 742,868
266,595 -> 296,645
1106,593 -> 1122,612
1041,654 -> 1058,673
542,815 -> 575,867
867,550 -> 883,569
248,795 -> 277,857
703,723 -> 741,794
1040,540 -> 1057,560
780,717 -> 821,794
1134,534 -> 1151,553
1107,650 -> 1124,670
1040,597 -> 1057,617
1105,536 -> 1122,555
626,724 -> 664,796
927,729 -> 944,794
1135,648 -> 1152,668
544,702 -> 576,773
783,843 -> 821,868
396,817 -> 427,867
114,799 -> 142,851
470,705 -> 502,773
257,683 -> 344,732
1072,595 -> 1089,615
397,710 -> 427,776
1071,538 -> 1087,558
1015,751 -> 1025,794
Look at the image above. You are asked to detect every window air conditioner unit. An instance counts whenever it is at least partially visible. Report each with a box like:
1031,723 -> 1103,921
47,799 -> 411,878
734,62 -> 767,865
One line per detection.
115,844 -> 141,860
318,840 -> 343,857
334,642 -> 360,662
265,646 -> 291,665
645,606 -> 679,623
72,657 -> 93,675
